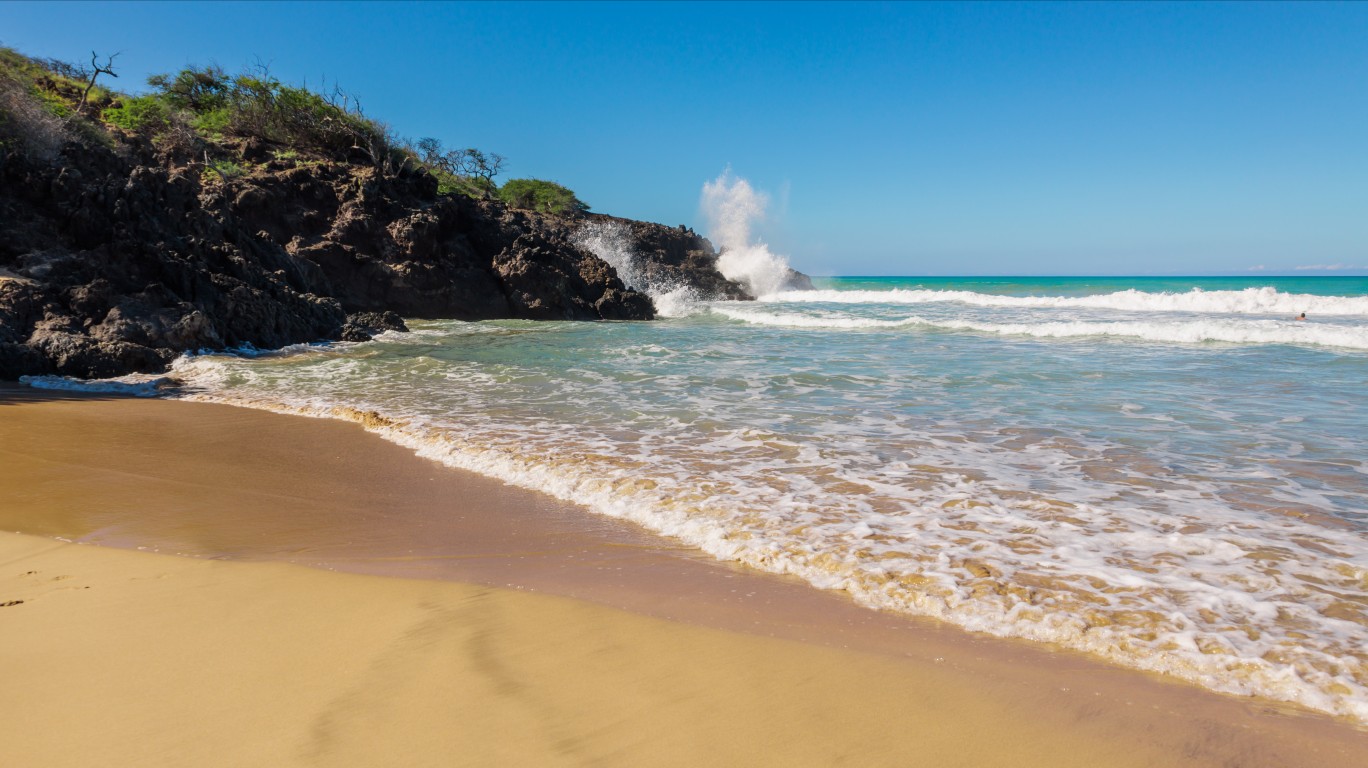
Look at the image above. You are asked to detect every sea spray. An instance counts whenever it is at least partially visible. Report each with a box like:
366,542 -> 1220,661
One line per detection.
575,221 -> 644,292
573,220 -> 703,316
700,171 -> 799,298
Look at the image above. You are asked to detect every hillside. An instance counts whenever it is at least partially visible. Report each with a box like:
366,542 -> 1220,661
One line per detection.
0,49 -> 776,379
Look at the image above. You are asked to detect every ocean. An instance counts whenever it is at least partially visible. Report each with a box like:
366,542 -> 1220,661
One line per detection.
29,273 -> 1368,723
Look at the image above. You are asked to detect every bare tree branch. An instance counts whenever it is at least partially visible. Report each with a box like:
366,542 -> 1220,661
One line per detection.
74,50 -> 120,118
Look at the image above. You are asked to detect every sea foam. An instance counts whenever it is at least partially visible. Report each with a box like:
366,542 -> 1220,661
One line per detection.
130,314 -> 1368,724
764,286 -> 1368,316
23,276 -> 1368,725
711,306 -> 1368,350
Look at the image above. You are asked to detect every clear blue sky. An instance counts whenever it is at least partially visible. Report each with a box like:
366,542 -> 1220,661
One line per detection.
4,1 -> 1366,275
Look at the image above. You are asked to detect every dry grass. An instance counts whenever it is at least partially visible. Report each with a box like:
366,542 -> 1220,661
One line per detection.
0,75 -> 70,163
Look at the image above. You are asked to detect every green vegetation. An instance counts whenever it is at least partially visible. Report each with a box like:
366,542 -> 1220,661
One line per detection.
413,138 -> 504,200
498,178 -> 589,215
0,46 -> 114,157
1,44 -> 588,212
101,95 -> 169,133
204,158 -> 244,182
0,47 -> 115,116
140,65 -> 406,170
438,174 -> 496,198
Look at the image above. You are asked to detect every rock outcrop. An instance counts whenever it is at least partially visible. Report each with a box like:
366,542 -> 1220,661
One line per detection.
0,134 -> 760,380
572,215 -> 753,301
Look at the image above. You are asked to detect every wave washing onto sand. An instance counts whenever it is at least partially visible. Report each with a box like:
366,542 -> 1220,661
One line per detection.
168,384 -> 1368,722
47,336 -> 1347,725
710,305 -> 1368,350
24,298 -> 1368,724
764,287 -> 1368,316
19,373 -> 174,397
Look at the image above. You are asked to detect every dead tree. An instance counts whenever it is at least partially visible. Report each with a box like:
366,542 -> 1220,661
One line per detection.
74,51 -> 120,117
455,148 -> 505,185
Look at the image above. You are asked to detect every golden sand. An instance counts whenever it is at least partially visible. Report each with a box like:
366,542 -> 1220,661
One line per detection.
1,386 -> 1364,766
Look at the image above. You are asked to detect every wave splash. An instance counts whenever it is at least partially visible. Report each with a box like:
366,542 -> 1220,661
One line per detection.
700,171 -> 799,298
765,286 -> 1368,316
574,221 -> 702,317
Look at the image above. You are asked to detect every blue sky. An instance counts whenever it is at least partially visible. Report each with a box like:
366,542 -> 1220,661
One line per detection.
4,1 -> 1366,275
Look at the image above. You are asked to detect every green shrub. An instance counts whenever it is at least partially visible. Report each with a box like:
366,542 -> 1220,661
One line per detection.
144,65 -> 395,164
191,107 -> 233,136
432,169 -> 495,199
203,158 -> 244,182
148,66 -> 230,113
33,87 -> 72,118
498,179 -> 589,215
102,95 -> 170,133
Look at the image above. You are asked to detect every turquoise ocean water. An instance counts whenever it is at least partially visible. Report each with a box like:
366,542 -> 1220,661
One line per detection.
32,272 -> 1368,722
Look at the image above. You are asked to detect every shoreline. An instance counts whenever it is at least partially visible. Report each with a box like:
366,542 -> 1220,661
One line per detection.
2,384 -> 1365,765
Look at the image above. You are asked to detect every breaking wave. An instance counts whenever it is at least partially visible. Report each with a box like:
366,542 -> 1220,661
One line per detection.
764,287 -> 1368,316
711,306 -> 1368,350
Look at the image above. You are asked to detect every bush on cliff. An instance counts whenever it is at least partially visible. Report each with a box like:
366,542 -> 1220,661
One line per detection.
499,179 -> 589,215
141,65 -> 406,169
101,95 -> 170,133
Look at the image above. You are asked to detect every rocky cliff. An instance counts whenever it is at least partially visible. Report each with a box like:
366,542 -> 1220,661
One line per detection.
0,134 -> 759,380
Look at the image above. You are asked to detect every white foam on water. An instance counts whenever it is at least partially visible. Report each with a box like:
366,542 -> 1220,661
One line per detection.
711,305 -> 1368,350
649,284 -> 705,318
765,287 -> 1368,316
158,338 -> 1368,725
945,316 -> 1368,350
20,373 -> 174,397
711,306 -> 911,329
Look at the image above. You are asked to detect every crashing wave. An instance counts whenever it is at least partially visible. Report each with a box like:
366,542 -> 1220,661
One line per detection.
763,286 -> 1368,316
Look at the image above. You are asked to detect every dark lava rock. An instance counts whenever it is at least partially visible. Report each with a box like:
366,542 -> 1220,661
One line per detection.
339,311 -> 409,342
1,120 -> 813,380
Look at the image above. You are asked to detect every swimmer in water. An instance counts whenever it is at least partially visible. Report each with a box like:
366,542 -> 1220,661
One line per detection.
1295,312 -> 1306,321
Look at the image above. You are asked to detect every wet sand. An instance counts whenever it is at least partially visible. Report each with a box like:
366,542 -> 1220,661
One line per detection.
1,385 -> 1365,766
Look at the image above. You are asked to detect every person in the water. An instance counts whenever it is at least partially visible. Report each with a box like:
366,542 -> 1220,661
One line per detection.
1295,312 -> 1307,321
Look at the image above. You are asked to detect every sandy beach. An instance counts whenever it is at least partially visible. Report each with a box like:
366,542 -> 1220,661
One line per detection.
2,385 -> 1365,766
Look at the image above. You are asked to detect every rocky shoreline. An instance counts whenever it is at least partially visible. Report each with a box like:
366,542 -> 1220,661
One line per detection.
0,132 -> 782,380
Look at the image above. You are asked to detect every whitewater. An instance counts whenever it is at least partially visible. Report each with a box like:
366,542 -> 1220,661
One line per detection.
22,176 -> 1368,725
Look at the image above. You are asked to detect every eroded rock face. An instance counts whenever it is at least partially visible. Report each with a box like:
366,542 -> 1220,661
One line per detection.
0,134 -> 731,380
